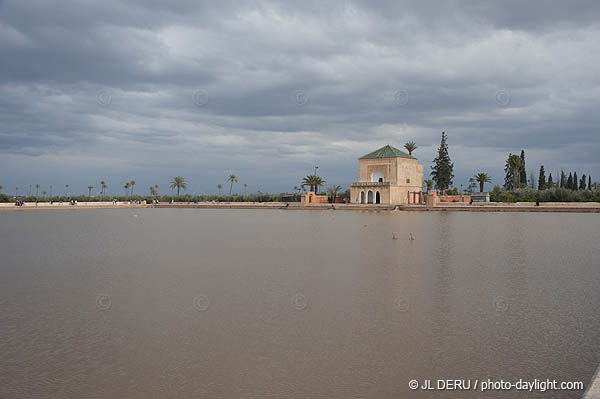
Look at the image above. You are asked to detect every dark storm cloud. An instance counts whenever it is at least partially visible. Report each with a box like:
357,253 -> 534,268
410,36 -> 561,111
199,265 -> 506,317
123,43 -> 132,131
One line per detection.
1,0 -> 599,194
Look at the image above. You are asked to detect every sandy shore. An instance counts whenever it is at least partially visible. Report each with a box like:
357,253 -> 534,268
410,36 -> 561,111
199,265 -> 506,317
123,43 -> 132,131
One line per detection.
2,201 -> 600,212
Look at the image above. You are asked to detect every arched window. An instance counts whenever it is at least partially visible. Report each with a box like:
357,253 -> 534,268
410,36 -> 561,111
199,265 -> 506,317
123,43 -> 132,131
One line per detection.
375,191 -> 381,204
367,190 -> 373,204
371,170 -> 384,182
360,191 -> 365,204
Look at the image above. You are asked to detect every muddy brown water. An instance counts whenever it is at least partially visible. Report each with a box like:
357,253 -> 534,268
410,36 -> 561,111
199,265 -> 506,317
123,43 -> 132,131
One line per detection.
1,209 -> 599,398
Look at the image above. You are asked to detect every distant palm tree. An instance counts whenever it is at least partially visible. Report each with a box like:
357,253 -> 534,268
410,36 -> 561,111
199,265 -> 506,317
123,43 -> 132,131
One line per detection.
404,141 -> 418,156
217,184 -> 222,195
42,191 -> 47,199
15,187 -> 19,199
326,185 -> 342,203
65,184 -> 69,196
424,179 -> 433,191
244,183 -> 248,195
124,182 -> 130,196
228,174 -> 238,194
100,181 -> 107,197
474,173 -> 491,192
29,184 -> 32,196
88,185 -> 94,198
35,184 -> 40,197
129,180 -> 136,196
170,176 -> 187,196
149,186 -> 157,196
301,175 -> 325,193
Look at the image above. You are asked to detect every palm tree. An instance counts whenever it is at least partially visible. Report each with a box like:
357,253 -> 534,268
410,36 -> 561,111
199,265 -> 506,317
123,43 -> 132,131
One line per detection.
227,174 -> 238,194
100,181 -> 107,197
424,179 -> 433,191
29,184 -> 32,196
326,185 -> 342,203
88,185 -> 94,198
124,182 -> 130,196
42,191 -> 47,199
474,173 -> 491,192
404,141 -> 418,156
244,183 -> 248,195
301,175 -> 326,193
149,186 -> 157,196
129,180 -> 136,196
170,176 -> 187,196
217,184 -> 222,195
15,187 -> 19,199
35,184 -> 40,197
65,184 -> 69,196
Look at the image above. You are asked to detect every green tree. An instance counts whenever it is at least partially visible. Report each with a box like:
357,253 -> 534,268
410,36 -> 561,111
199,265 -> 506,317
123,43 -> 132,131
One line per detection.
519,150 -> 527,188
100,181 -> 107,197
589,175 -> 592,191
431,132 -> 454,191
170,176 -> 187,196
65,184 -> 70,196
35,184 -> 40,197
404,141 -> 418,156
227,174 -> 238,194
547,173 -> 553,188
88,185 -> 94,198
0,185 -> 3,194
474,173 -> 491,192
244,183 -> 248,195
15,186 -> 19,199
573,172 -> 578,190
149,186 -> 157,196
217,184 -> 222,194
301,175 -> 325,193
424,179 -> 433,192
504,154 -> 523,190
129,180 -> 136,196
326,185 -> 342,203
567,173 -> 573,190
538,165 -> 546,190
42,191 -> 46,199
560,170 -> 566,188
124,182 -> 130,196
580,174 -> 587,190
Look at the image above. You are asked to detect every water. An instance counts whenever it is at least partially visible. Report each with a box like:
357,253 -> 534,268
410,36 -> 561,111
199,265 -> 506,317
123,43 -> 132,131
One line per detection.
0,208 -> 599,398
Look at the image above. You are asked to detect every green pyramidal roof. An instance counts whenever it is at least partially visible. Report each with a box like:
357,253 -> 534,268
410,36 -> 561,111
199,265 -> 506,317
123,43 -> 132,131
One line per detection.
359,145 -> 416,160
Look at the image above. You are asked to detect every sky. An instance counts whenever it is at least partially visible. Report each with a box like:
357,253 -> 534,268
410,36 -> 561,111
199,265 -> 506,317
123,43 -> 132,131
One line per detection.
1,0 -> 599,196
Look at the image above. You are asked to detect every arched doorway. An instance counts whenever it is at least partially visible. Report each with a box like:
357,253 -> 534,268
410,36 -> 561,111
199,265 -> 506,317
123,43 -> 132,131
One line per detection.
367,190 -> 373,204
375,191 -> 381,204
360,191 -> 365,204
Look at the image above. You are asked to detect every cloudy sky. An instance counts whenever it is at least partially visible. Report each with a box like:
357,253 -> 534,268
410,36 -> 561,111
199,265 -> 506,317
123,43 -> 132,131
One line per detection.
1,0 -> 599,196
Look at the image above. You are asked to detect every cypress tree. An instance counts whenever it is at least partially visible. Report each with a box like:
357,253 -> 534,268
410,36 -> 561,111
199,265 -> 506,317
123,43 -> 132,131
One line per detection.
573,172 -> 578,190
520,150 -> 527,188
560,170 -> 566,188
589,175 -> 592,191
504,153 -> 514,190
580,174 -> 587,190
538,165 -> 546,190
431,132 -> 454,191
567,173 -> 573,189
547,173 -> 553,188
